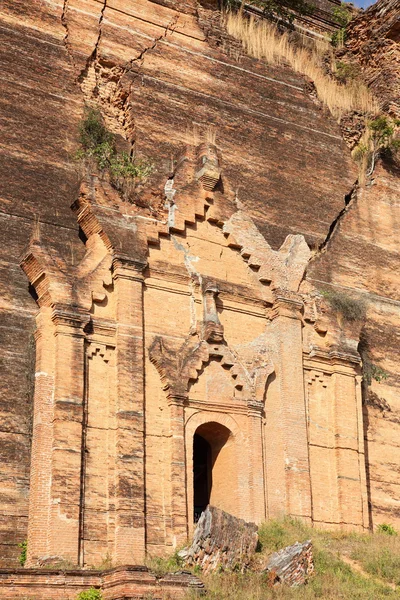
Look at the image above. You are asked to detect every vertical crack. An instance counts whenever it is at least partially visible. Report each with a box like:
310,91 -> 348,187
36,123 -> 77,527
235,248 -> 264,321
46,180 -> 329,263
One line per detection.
61,0 -> 77,71
92,0 -> 108,66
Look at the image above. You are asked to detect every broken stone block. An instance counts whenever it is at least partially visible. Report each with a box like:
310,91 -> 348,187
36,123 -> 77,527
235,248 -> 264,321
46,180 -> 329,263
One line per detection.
263,540 -> 314,587
181,506 -> 258,574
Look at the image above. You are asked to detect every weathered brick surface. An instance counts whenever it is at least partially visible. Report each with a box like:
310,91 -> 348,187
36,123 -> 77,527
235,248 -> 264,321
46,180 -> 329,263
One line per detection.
0,0 -> 398,579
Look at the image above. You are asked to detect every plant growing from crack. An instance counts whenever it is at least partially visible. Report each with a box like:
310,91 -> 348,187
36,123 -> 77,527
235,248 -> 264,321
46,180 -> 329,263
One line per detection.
353,116 -> 400,179
75,107 -> 154,200
362,360 -> 388,386
18,540 -> 27,566
358,330 -> 389,410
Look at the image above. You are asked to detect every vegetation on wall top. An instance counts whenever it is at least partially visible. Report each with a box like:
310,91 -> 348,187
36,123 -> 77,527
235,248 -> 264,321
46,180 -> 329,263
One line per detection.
223,0 -> 316,27
331,2 -> 353,47
224,10 -> 378,119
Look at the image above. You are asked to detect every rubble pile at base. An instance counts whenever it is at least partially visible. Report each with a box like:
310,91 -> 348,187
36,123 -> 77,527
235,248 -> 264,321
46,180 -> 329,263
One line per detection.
263,540 -> 314,587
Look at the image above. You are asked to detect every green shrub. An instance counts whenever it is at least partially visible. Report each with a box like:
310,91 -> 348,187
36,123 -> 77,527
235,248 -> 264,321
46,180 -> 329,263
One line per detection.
377,524 -> 397,536
76,588 -> 103,600
321,290 -> 367,322
78,108 -> 114,152
75,107 -> 154,200
18,540 -> 27,566
109,152 -> 154,185
331,3 -> 352,47
363,361 -> 389,385
354,115 -> 400,178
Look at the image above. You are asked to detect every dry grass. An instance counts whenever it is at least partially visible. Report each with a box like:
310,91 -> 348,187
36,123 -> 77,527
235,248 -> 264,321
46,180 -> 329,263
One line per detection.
183,518 -> 400,599
224,11 -> 379,119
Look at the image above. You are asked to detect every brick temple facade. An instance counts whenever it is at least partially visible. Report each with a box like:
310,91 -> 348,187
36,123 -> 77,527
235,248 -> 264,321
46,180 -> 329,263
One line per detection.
2,0 -> 400,585
20,146 -> 369,568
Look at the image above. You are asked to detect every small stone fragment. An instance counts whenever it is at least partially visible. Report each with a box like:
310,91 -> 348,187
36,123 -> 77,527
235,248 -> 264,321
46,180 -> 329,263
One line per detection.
263,540 -> 314,587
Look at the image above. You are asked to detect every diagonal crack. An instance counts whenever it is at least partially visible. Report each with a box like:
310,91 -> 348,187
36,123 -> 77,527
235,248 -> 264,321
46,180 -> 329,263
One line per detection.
305,180 -> 358,273
317,182 -> 358,254
313,180 -> 358,259
119,15 -> 179,80
78,0 -> 108,83
109,15 -> 180,147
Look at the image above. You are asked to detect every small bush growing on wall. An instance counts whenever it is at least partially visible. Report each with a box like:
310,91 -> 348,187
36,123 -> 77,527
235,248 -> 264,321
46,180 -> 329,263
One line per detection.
353,115 -> 400,180
321,290 -> 367,322
18,540 -> 27,566
362,360 -> 389,385
146,550 -> 184,577
75,107 -> 154,201
76,588 -> 103,600
331,2 -> 352,47
334,61 -> 360,84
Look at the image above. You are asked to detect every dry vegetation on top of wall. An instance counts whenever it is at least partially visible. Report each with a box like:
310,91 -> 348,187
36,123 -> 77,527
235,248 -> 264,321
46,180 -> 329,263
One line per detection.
184,518 -> 400,600
224,11 -> 379,120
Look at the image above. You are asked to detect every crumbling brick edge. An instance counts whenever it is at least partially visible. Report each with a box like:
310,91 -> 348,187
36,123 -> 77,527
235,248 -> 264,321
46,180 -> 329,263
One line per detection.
0,565 -> 205,599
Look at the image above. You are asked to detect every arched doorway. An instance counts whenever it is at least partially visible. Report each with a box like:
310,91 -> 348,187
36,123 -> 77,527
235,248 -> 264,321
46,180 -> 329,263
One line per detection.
192,422 -> 233,521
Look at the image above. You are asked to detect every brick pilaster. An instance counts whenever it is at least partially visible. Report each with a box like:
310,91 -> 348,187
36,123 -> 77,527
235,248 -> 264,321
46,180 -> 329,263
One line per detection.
26,304 -> 89,566
26,309 -> 56,566
247,400 -> 267,523
167,395 -> 188,547
50,304 -> 89,563
332,357 -> 367,528
113,257 -> 146,563
270,292 -> 312,520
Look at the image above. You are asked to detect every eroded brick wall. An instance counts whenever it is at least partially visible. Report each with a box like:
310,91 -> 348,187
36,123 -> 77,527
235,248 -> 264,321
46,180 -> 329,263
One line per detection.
0,0 -> 399,570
